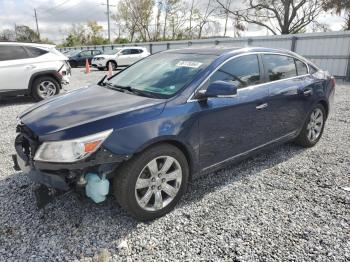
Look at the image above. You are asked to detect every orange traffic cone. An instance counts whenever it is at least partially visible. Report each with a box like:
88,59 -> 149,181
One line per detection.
107,61 -> 113,78
85,59 -> 90,74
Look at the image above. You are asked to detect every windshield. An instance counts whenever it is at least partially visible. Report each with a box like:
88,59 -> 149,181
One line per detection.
107,52 -> 216,98
103,49 -> 121,55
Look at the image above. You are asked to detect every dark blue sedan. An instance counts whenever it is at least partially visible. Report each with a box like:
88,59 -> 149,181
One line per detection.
13,47 -> 335,220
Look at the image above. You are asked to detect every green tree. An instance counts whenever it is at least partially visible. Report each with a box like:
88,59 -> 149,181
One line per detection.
87,21 -> 109,45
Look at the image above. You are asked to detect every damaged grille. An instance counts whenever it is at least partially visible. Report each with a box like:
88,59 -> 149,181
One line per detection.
15,124 -> 40,165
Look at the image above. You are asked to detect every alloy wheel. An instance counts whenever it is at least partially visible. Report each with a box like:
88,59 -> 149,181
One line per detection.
307,108 -> 324,142
37,81 -> 57,99
135,156 -> 182,211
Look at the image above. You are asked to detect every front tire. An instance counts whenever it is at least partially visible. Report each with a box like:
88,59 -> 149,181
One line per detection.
106,61 -> 117,70
31,76 -> 60,101
295,104 -> 326,147
113,144 -> 189,221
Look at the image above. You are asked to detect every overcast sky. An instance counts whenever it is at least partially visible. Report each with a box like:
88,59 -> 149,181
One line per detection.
0,0 -> 346,43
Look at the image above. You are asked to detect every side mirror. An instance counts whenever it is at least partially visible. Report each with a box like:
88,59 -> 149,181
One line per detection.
195,81 -> 237,99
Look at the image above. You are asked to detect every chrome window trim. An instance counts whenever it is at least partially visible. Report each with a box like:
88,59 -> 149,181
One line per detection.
187,51 -> 310,102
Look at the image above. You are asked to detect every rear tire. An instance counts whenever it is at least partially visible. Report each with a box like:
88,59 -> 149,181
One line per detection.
294,103 -> 326,147
31,76 -> 60,101
113,144 -> 189,221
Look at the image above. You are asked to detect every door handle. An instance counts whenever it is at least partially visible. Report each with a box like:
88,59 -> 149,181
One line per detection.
256,103 -> 268,110
24,65 -> 35,69
303,89 -> 312,96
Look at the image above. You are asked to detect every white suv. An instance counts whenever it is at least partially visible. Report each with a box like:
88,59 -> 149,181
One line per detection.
91,47 -> 150,70
0,42 -> 71,101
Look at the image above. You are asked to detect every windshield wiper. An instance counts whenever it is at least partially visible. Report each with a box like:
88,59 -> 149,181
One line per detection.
106,83 -> 162,98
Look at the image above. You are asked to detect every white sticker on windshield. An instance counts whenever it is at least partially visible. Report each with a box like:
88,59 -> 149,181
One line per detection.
176,61 -> 203,68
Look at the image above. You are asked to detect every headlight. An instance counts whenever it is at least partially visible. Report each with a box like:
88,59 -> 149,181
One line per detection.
34,129 -> 113,163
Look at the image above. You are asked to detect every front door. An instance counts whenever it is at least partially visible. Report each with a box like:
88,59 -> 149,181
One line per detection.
198,54 -> 271,170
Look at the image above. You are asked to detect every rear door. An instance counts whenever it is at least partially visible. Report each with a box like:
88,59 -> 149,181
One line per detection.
130,49 -> 143,63
79,50 -> 93,66
198,54 -> 272,169
262,54 -> 310,138
118,49 -> 133,65
0,45 -> 32,91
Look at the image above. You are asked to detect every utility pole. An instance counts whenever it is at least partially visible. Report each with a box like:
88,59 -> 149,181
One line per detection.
107,0 -> 111,43
34,8 -> 40,40
101,1 -> 116,43
14,23 -> 17,40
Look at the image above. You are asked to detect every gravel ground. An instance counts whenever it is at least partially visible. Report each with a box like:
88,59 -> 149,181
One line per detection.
0,70 -> 349,261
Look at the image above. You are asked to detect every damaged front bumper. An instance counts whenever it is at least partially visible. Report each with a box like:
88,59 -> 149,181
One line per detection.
13,129 -> 128,192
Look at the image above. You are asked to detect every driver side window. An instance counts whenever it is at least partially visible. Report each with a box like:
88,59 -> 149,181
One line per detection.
210,55 -> 261,89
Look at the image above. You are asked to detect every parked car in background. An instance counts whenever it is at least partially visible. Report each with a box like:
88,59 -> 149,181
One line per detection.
13,47 -> 335,220
0,42 -> 71,101
68,49 -> 102,67
91,47 -> 150,70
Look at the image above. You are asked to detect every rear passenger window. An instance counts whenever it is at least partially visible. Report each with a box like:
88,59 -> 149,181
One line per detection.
25,47 -> 48,58
210,55 -> 261,89
130,49 -> 140,54
309,65 -> 318,74
295,59 -> 308,75
0,45 -> 29,61
263,54 -> 297,81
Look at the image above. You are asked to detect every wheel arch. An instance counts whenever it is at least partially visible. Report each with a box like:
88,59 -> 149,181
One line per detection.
106,60 -> 117,67
28,71 -> 62,94
134,137 -> 196,181
318,99 -> 329,118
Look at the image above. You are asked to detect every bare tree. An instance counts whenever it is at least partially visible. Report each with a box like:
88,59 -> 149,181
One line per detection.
169,4 -> 189,39
154,0 -> 163,40
197,0 -> 217,38
114,0 -> 154,42
217,0 -> 324,35
162,0 -> 182,39
113,0 -> 137,41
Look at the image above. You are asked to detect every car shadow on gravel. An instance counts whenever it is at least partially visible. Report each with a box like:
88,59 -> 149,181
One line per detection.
0,95 -> 34,106
0,142 -> 305,258
181,142 -> 306,205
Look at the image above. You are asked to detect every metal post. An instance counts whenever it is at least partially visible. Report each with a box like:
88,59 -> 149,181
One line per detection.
167,43 -> 170,49
291,36 -> 297,52
34,9 -> 40,40
150,43 -> 153,54
346,55 -> 350,81
247,38 -> 253,46
107,0 -> 111,43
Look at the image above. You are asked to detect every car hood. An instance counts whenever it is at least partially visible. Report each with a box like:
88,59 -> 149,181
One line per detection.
19,85 -> 164,136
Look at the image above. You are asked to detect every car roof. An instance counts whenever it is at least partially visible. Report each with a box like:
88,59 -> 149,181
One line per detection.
122,47 -> 147,49
0,41 -> 55,49
164,46 -> 299,57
